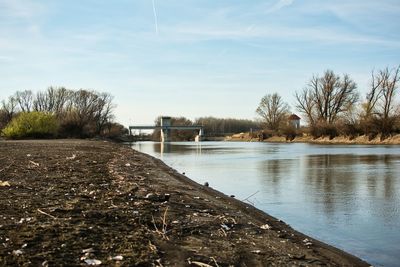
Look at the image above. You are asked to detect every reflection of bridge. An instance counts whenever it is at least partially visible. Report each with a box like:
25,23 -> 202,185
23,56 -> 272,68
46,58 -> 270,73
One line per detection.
129,116 -> 204,142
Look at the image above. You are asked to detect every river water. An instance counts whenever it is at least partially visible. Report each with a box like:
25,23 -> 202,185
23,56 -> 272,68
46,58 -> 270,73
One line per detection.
131,141 -> 400,267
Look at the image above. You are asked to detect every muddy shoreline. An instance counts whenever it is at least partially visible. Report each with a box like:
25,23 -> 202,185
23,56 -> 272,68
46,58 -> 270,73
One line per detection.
0,140 -> 369,266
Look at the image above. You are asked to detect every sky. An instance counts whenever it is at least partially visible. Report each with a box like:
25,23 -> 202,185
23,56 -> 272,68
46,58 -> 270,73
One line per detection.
0,0 -> 399,126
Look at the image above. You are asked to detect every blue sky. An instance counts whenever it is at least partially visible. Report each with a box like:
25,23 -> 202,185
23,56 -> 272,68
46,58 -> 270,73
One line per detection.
0,0 -> 399,125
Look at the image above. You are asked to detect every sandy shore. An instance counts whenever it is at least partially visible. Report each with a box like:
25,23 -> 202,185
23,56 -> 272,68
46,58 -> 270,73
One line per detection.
0,140 -> 369,266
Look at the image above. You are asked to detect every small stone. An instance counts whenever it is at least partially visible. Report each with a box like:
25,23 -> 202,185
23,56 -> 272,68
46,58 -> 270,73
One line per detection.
260,224 -> 271,230
82,248 -> 95,253
112,255 -> 123,261
0,181 -> 10,187
221,224 -> 230,231
84,259 -> 102,265
12,250 -> 23,256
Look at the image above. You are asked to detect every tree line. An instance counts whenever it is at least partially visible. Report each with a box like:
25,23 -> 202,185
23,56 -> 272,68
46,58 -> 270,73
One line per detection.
256,66 -> 400,140
149,116 -> 261,141
0,87 -> 126,139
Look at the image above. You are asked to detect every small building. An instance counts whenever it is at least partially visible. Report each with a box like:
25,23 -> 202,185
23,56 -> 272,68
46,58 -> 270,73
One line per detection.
288,114 -> 301,129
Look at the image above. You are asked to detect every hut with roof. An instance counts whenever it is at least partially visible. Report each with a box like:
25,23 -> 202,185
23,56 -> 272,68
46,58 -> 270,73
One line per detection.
288,114 -> 301,129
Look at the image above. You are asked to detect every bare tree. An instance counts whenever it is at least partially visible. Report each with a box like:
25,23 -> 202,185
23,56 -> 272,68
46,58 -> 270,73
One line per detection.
14,90 -> 34,112
93,92 -> 115,135
33,87 -> 72,115
363,69 -> 384,118
256,93 -> 290,131
295,70 -> 358,125
295,87 -> 315,126
0,96 -> 18,128
1,96 -> 18,121
380,66 -> 400,122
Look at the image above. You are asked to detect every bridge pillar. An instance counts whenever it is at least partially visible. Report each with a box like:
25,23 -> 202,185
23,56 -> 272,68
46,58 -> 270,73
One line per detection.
195,128 -> 204,142
160,116 -> 171,142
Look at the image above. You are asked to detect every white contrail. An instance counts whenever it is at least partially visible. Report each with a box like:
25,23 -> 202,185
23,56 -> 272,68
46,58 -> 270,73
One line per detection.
152,0 -> 158,35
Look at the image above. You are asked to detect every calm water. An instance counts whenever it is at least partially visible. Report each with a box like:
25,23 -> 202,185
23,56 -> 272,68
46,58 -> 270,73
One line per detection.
131,141 -> 400,267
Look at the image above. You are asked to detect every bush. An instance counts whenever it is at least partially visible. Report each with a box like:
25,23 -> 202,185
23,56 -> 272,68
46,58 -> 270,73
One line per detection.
336,121 -> 362,140
310,121 -> 338,139
1,112 -> 59,139
102,122 -> 128,139
280,125 -> 300,141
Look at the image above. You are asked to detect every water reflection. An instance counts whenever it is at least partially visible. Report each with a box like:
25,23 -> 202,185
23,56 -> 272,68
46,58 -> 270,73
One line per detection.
303,154 -> 357,217
300,154 -> 400,218
257,159 -> 296,197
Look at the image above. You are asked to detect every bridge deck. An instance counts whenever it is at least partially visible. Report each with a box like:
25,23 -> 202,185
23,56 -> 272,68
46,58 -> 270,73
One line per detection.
129,125 -> 203,130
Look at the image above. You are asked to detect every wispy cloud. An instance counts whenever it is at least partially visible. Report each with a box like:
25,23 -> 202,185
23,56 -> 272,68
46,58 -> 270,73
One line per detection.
0,0 -> 45,19
170,24 -> 400,48
266,0 -> 295,13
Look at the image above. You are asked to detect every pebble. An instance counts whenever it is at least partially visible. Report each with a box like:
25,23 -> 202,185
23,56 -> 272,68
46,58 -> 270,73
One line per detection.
112,255 -> 123,261
260,224 -> 271,230
12,250 -> 23,256
84,259 -> 102,265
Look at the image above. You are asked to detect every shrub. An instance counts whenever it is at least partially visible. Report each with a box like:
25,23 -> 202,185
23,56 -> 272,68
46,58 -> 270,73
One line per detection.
336,121 -> 362,140
310,121 -> 338,139
1,112 -> 59,139
280,125 -> 298,141
102,122 -> 128,139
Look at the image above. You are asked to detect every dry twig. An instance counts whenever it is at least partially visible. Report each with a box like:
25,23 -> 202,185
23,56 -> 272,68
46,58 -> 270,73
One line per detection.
37,209 -> 57,220
152,207 -> 170,240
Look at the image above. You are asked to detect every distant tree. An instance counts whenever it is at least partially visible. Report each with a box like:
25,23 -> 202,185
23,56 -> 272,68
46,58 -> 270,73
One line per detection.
33,87 -> 72,115
58,89 -> 115,137
294,88 -> 315,126
195,117 -> 260,136
14,90 -> 34,112
2,112 -> 59,139
256,93 -> 290,131
1,87 -> 117,138
360,66 -> 400,138
295,70 -> 358,125
0,96 -> 18,129
151,116 -> 196,141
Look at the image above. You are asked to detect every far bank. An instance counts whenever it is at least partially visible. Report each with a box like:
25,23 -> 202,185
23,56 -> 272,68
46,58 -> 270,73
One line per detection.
226,132 -> 400,145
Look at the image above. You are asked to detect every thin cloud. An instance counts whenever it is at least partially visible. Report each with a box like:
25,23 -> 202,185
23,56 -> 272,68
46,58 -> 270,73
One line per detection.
266,0 -> 295,13
171,24 -> 400,48
0,0 -> 45,19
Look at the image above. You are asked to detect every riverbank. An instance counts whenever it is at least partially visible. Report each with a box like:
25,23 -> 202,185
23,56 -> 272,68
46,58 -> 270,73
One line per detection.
227,132 -> 400,145
0,140 -> 369,266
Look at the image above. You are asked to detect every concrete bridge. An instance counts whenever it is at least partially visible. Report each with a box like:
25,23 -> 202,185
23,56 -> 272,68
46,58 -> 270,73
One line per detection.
129,116 -> 204,142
